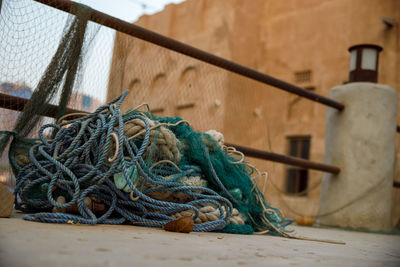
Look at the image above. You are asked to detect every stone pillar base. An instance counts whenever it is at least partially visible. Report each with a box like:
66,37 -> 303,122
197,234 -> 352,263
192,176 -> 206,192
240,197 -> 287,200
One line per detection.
319,82 -> 398,231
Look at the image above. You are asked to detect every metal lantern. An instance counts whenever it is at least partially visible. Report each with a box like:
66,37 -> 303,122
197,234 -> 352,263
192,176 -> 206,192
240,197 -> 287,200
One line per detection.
348,44 -> 383,83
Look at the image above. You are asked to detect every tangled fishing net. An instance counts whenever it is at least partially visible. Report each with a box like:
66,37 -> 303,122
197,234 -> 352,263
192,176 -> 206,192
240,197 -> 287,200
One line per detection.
9,90 -> 291,235
0,2 -> 291,236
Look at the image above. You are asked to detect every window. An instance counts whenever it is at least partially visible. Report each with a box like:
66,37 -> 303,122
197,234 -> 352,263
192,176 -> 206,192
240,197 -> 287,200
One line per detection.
82,95 -> 92,108
286,136 -> 311,195
294,70 -> 312,84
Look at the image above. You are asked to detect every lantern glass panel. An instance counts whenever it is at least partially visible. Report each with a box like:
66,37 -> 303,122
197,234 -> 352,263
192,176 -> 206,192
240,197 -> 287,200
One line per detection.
350,49 -> 357,71
361,48 -> 377,70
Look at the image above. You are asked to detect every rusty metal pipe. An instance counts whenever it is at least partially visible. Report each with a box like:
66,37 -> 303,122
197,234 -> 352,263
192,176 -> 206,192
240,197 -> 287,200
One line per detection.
33,0 -> 345,111
0,92 -> 84,119
225,142 -> 341,174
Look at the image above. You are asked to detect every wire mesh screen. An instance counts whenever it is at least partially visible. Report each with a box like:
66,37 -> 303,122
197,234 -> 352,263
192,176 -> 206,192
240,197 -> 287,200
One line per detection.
0,0 -> 114,185
0,0 -> 113,104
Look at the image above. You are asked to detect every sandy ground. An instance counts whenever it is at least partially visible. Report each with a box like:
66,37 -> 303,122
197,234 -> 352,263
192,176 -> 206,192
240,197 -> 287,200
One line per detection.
1,212 -> 399,267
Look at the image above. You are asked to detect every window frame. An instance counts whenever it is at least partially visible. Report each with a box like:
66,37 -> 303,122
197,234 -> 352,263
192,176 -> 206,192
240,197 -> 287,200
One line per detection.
285,136 -> 311,196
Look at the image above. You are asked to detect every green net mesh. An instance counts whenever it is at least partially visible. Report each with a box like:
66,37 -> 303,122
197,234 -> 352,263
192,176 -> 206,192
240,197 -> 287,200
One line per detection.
146,112 -> 289,234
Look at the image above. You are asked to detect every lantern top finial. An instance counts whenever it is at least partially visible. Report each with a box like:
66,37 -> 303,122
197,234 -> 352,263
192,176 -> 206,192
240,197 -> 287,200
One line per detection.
348,44 -> 382,52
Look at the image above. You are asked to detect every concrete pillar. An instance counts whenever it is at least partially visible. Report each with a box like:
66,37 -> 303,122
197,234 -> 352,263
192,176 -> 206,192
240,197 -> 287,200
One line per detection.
319,82 -> 398,231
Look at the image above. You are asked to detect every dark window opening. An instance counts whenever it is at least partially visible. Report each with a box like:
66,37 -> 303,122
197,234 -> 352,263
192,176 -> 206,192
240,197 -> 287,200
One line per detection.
286,136 -> 311,195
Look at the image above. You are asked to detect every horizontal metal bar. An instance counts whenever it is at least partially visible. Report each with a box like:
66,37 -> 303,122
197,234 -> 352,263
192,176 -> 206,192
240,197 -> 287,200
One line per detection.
150,108 -> 164,113
176,103 -> 195,110
225,143 -> 400,187
33,0 -> 345,111
225,142 -> 341,174
0,92 -> 85,119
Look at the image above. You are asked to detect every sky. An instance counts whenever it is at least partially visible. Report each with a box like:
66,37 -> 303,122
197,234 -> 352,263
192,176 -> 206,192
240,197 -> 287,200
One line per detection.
76,0 -> 184,22
0,0 -> 185,103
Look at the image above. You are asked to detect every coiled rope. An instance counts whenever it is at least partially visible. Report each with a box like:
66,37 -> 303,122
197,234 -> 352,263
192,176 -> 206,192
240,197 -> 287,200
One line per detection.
14,90 -> 233,232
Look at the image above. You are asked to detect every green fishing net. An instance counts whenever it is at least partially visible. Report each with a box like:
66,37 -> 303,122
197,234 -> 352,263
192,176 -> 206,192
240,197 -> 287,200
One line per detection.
128,110 -> 291,235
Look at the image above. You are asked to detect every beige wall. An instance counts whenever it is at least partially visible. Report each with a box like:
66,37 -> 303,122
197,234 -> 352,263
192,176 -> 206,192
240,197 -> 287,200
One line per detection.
107,0 -> 400,225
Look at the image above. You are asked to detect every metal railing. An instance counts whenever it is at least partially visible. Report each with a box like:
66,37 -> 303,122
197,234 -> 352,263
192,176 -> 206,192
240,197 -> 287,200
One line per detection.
0,92 -> 84,119
225,143 -> 340,174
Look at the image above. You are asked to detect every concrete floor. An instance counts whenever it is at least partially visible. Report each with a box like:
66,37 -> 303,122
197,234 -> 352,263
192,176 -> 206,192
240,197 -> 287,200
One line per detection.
1,213 -> 399,267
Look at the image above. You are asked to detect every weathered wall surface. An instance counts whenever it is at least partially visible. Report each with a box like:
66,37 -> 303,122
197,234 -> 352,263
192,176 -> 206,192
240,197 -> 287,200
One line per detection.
107,0 -> 400,225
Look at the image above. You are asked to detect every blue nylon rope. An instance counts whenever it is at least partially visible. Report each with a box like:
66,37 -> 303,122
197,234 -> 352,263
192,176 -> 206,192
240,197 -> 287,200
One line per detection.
15,90 -> 233,231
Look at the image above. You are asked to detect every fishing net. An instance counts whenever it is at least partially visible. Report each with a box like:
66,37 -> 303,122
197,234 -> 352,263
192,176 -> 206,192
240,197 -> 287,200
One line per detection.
0,0 -> 292,234
0,0 -> 112,184
12,90 -> 290,235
